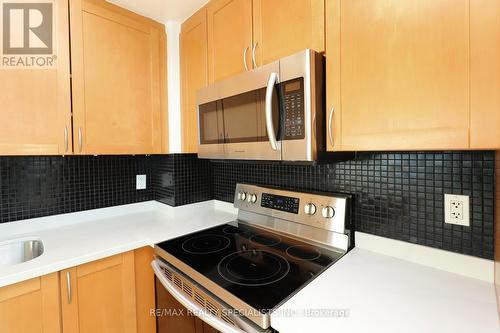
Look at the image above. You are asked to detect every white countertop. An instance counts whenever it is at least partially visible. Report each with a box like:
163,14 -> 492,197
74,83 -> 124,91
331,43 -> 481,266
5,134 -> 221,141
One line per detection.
0,200 -> 237,288
271,246 -> 499,333
0,200 -> 498,333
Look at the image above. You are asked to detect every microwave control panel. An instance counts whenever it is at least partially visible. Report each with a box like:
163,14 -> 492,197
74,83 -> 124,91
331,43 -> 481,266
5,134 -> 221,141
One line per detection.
282,78 -> 305,140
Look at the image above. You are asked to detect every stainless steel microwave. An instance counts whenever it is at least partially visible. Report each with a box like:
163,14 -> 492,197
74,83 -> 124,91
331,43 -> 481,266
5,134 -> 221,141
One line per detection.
196,49 -> 325,161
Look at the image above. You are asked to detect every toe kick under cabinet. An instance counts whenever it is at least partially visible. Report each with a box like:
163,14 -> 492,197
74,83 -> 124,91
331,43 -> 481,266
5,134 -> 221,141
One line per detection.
0,247 -> 156,333
0,0 -> 168,156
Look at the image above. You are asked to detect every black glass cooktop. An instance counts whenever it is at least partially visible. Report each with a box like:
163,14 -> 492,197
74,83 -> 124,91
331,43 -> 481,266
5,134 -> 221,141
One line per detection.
156,221 -> 345,313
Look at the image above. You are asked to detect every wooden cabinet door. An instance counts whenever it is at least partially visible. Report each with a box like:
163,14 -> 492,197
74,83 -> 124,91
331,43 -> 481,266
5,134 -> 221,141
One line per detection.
0,0 -> 71,155
252,0 -> 324,67
0,273 -> 61,333
207,0 -> 253,83
60,252 -> 137,333
181,9 -> 208,153
470,0 -> 500,149
70,0 -> 166,155
134,247 -> 156,333
326,0 -> 470,151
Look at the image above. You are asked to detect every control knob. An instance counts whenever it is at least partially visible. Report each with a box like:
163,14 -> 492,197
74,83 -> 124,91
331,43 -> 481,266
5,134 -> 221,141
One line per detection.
304,203 -> 316,215
237,192 -> 247,201
247,194 -> 258,203
321,206 -> 335,219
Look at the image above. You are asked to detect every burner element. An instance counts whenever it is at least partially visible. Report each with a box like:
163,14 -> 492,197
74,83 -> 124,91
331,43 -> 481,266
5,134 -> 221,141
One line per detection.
218,250 -> 290,287
182,234 -> 231,254
249,234 -> 281,246
222,225 -> 245,235
286,245 -> 321,261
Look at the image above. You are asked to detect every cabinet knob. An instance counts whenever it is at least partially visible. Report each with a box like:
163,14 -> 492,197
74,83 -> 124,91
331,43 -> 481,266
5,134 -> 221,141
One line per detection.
64,126 -> 68,153
252,42 -> 258,68
243,46 -> 250,71
328,107 -> 335,148
78,127 -> 83,153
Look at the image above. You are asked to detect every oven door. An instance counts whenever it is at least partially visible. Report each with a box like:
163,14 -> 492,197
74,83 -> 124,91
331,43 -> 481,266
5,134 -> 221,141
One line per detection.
197,61 -> 282,160
152,259 -> 270,333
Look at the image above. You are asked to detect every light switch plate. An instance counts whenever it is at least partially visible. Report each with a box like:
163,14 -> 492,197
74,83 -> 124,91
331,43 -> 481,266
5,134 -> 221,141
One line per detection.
444,194 -> 469,226
136,175 -> 146,190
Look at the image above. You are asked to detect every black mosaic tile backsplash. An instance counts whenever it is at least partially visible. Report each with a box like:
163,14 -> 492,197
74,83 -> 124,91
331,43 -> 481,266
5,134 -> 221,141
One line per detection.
152,154 -> 212,206
0,156 -> 154,223
0,152 -> 495,259
210,152 -> 495,259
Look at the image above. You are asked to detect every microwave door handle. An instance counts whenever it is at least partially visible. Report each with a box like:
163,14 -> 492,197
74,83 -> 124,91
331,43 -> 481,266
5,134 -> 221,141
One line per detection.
265,72 -> 280,150
152,260 -> 248,333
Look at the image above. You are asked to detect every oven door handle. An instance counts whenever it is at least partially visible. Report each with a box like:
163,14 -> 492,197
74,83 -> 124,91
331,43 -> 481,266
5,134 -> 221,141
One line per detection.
152,260 -> 248,333
265,72 -> 280,151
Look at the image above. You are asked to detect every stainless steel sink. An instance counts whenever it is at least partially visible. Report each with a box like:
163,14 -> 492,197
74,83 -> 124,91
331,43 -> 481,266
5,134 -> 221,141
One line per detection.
0,239 -> 44,266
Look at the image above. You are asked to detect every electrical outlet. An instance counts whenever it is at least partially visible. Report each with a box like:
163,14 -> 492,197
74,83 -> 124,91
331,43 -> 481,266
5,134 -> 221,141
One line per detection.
444,194 -> 469,226
136,175 -> 146,190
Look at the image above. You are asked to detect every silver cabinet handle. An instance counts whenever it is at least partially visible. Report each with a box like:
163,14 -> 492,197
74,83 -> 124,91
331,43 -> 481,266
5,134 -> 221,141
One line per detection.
243,46 -> 249,71
265,72 -> 280,151
78,127 -> 82,153
252,42 -> 258,68
66,271 -> 72,304
64,126 -> 68,153
328,107 -> 335,148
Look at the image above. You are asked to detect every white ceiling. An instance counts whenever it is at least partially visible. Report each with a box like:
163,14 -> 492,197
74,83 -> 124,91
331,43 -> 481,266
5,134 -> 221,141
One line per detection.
107,0 -> 208,23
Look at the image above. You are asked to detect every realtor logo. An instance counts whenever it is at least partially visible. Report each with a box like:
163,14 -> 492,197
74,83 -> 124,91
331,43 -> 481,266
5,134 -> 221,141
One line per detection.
1,1 -> 56,68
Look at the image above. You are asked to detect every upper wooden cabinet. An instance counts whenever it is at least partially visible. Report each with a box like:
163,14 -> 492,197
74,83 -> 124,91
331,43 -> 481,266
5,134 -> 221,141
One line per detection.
60,252 -> 137,333
181,0 -> 325,152
252,0 -> 324,67
327,0 -> 471,151
70,0 -> 167,155
181,9 -> 209,153
206,0 -> 324,82
0,0 -> 71,155
0,0 -> 167,156
326,0 -> 500,151
0,273 -> 61,333
470,0 -> 500,149
207,0 -> 253,83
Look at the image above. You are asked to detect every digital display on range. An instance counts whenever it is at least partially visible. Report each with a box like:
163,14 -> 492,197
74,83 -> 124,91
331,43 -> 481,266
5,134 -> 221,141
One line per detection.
261,193 -> 300,214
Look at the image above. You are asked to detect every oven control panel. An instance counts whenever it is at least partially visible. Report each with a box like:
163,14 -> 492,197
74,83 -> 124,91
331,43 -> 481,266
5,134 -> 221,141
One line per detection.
234,183 -> 350,234
261,193 -> 300,214
281,78 -> 305,140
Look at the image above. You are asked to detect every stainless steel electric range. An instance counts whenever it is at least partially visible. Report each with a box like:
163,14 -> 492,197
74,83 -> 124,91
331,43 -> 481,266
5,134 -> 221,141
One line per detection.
152,184 -> 352,333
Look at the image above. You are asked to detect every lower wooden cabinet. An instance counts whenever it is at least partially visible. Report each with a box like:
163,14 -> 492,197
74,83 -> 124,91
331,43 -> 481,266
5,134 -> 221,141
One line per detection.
0,247 -> 157,333
0,273 -> 61,333
60,251 -> 137,333
155,277 -> 219,333
135,247 -> 157,333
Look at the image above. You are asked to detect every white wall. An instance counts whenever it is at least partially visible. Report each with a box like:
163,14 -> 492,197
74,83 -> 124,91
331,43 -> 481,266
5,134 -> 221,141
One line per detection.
165,20 -> 182,153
